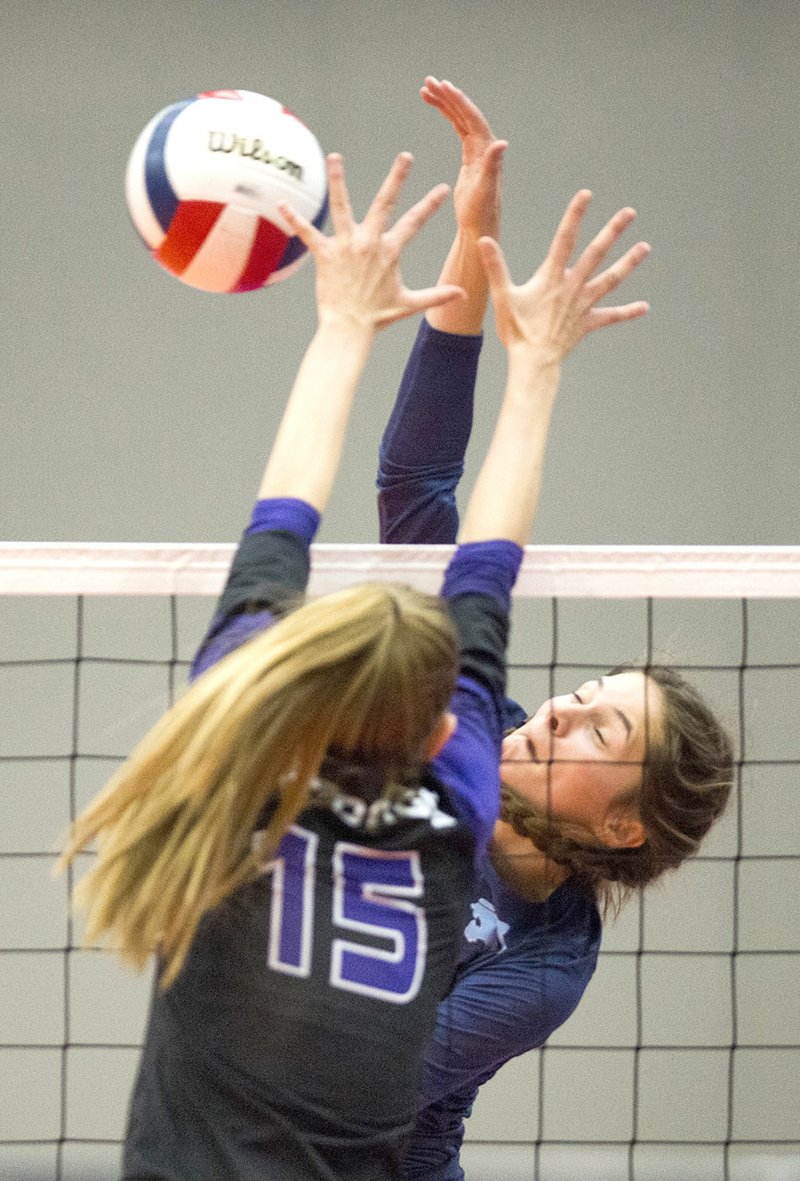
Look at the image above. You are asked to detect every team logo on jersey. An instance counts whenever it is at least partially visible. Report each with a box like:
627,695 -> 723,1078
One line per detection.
464,897 -> 509,952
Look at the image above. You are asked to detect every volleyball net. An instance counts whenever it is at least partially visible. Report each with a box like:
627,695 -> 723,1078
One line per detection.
1,542 -> 799,1181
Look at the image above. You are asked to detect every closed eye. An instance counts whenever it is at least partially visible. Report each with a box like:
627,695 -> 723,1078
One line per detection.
573,692 -> 606,747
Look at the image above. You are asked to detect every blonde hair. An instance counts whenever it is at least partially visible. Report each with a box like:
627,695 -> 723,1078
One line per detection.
58,582 -> 458,987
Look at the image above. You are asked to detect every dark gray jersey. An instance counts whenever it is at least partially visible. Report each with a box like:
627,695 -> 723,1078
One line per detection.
122,505 -> 519,1180
123,786 -> 475,1180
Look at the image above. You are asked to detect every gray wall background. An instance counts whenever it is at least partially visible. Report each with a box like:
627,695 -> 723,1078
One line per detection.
2,3 -> 800,1180
2,0 -> 799,547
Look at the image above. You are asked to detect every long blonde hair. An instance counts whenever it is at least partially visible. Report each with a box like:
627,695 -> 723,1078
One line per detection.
58,582 -> 458,987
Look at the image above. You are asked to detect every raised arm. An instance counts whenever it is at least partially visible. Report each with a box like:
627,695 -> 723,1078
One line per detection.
261,150 -> 463,512
377,80 -> 506,543
58,153 -> 464,979
459,191 -> 650,545
193,152 -> 463,675
402,197 -> 650,1180
421,76 -> 507,335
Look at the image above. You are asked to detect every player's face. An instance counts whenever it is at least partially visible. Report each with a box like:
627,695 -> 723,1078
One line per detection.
500,672 -> 665,846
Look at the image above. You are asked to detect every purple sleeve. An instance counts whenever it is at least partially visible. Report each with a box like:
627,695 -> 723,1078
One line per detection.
245,497 -> 320,542
431,540 -> 523,856
430,677 -> 503,860
377,321 -> 482,544
442,540 -> 523,615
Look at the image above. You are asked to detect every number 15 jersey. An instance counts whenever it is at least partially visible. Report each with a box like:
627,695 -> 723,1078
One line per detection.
122,497 -> 522,1181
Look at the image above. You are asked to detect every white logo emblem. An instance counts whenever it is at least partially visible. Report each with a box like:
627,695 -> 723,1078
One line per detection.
464,897 -> 509,952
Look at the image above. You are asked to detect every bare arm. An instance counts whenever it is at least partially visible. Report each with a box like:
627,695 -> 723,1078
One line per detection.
460,191 -> 651,545
258,152 -> 463,512
421,77 -> 507,335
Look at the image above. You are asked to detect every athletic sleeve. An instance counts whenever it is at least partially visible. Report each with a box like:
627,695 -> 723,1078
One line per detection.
377,321 -> 482,544
430,540 -> 522,858
378,321 -> 528,733
190,497 -> 320,679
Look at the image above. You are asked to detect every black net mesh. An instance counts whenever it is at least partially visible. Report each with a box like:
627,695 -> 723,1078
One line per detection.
1,548 -> 798,1181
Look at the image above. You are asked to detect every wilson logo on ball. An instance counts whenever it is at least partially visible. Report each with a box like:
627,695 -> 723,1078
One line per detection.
206,132 -> 305,180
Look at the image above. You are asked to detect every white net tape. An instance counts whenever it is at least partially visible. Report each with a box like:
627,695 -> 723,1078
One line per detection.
4,542 -> 800,597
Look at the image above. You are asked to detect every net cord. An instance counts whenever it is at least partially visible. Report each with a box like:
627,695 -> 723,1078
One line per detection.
3,542 -> 800,597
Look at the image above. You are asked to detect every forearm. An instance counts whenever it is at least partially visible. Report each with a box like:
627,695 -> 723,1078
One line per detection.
426,230 -> 491,336
258,317 -> 374,512
459,351 -> 560,546
418,78 -> 503,336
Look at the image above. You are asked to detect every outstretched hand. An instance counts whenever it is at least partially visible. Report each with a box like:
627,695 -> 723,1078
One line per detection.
421,76 -> 507,239
478,191 -> 650,365
278,152 -> 464,332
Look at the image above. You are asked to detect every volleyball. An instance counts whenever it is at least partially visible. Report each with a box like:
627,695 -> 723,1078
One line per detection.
124,89 -> 328,293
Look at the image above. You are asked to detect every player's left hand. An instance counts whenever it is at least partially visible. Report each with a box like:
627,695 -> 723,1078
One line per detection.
421,77 -> 507,240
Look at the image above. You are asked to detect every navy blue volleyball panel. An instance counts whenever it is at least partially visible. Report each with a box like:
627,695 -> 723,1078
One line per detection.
277,190 -> 330,272
144,99 -> 197,233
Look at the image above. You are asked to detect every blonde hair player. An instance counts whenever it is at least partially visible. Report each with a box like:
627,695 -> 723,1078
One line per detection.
57,138 -> 638,1181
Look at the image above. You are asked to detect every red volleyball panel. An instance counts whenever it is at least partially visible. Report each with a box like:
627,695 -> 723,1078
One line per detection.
281,104 -> 307,127
154,201 -> 226,277
230,217 -> 291,292
198,89 -> 243,100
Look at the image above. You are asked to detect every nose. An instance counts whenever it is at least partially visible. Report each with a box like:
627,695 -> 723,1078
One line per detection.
545,697 -> 578,738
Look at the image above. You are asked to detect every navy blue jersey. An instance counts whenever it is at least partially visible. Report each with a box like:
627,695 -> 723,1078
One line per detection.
377,321 -> 602,1180
404,864 -> 600,1180
122,496 -> 522,1181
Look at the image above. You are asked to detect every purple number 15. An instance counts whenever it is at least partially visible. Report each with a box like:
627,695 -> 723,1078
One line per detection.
267,825 -> 426,1005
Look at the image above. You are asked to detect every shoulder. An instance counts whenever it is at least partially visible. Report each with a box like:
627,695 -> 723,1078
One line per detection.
452,882 -> 602,1015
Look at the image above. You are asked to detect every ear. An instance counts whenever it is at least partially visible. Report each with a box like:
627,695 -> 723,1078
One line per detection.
601,805 -> 646,849
423,710 -> 458,761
